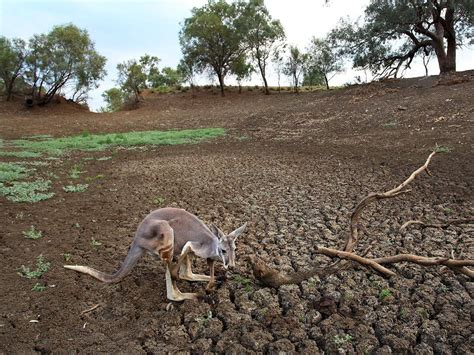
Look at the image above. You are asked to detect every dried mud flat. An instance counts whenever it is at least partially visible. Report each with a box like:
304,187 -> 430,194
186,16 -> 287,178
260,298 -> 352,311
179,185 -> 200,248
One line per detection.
1,73 -> 473,353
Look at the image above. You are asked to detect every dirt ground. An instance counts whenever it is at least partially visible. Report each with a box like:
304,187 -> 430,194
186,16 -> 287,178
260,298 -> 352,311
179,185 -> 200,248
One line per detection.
1,72 -> 473,354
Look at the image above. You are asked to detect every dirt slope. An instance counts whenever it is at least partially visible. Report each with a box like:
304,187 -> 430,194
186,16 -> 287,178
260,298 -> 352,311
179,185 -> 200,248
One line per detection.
0,72 -> 473,353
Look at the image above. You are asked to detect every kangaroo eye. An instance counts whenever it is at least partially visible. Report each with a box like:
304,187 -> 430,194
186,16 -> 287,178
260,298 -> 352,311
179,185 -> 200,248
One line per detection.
222,249 -> 227,254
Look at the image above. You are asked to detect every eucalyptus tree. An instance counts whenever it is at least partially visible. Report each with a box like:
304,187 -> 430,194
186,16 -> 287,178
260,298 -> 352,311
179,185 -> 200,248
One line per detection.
180,0 -> 249,96
283,46 -> 308,93
239,0 -> 285,94
0,36 -> 27,101
329,0 -> 474,78
26,24 -> 106,104
305,37 -> 343,89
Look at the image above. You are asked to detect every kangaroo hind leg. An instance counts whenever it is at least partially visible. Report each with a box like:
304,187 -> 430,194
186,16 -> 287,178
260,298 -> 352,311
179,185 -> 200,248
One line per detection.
179,254 -> 211,282
165,264 -> 198,302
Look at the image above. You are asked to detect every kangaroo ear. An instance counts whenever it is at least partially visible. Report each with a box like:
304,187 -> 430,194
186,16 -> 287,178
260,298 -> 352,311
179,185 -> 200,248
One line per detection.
210,224 -> 225,239
229,222 -> 247,240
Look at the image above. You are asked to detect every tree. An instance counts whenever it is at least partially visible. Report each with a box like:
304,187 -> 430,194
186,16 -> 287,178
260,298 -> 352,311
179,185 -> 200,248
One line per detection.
101,88 -> 125,112
329,0 -> 474,78
151,66 -> 184,88
305,37 -> 343,89
0,37 -> 27,101
177,57 -> 197,96
25,24 -> 106,104
283,46 -> 307,93
272,44 -> 286,92
231,56 -> 254,93
180,0 -> 248,96
116,59 -> 147,102
139,54 -> 161,88
239,0 -> 285,94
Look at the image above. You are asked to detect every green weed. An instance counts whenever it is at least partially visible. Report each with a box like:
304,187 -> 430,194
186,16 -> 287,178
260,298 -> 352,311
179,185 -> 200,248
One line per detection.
61,253 -> 72,262
0,179 -> 55,202
18,255 -> 51,279
195,310 -> 213,326
434,144 -> 452,153
379,288 -> 392,301
69,165 -> 83,179
31,283 -> 47,292
333,334 -> 353,345
0,151 -> 42,158
23,225 -> 43,240
0,162 -> 29,182
154,196 -> 166,206
382,120 -> 399,128
91,238 -> 102,248
97,156 -> 112,161
10,128 -> 226,155
63,184 -> 88,193
232,274 -> 253,293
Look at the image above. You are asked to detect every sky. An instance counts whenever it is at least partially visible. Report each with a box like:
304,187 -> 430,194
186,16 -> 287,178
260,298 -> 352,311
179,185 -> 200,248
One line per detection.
1,0 -> 473,111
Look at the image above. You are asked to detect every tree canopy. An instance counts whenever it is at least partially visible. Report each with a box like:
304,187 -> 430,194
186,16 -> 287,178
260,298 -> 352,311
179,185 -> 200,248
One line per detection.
330,0 -> 474,78
26,24 -> 106,104
0,37 -> 27,101
305,37 -> 343,89
180,0 -> 249,96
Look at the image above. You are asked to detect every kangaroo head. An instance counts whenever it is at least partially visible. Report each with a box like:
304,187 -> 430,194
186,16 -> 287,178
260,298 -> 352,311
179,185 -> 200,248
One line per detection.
211,222 -> 247,269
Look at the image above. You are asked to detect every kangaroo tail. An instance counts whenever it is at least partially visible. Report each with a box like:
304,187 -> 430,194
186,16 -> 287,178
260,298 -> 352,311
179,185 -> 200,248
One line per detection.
64,243 -> 144,283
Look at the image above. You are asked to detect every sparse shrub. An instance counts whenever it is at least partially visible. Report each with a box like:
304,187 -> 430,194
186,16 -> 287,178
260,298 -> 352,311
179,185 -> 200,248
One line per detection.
0,179 -> 54,202
18,255 -> 50,279
23,225 -> 43,240
63,184 -> 88,193
31,283 -> 47,292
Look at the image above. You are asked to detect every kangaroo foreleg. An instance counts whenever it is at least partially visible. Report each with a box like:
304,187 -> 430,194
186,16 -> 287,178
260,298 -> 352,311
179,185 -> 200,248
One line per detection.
179,254 -> 211,282
205,259 -> 216,291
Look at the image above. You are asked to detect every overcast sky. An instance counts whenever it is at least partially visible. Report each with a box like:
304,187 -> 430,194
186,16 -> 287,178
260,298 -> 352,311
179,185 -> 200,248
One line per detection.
1,0 -> 473,110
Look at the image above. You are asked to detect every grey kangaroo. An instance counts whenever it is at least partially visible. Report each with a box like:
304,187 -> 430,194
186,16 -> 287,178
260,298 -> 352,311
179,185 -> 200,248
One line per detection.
64,208 -> 247,301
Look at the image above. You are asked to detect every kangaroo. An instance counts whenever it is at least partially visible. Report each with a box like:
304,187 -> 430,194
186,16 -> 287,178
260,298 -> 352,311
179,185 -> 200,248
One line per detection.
64,207 -> 247,301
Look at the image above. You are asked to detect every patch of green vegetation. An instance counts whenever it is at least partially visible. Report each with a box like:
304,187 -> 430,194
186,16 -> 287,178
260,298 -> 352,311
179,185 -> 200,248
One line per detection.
97,156 -> 112,161
0,151 -> 42,158
23,225 -> 43,240
232,274 -> 253,293
238,135 -> 250,141
379,288 -> 392,301
63,183 -> 88,193
18,255 -> 51,279
31,283 -> 47,292
0,162 -> 30,182
91,238 -> 102,248
24,134 -> 53,140
195,310 -> 213,326
434,144 -> 452,153
15,161 -> 50,167
85,174 -> 104,182
154,196 -> 166,206
61,253 -> 72,262
10,128 -> 226,155
69,164 -> 83,179
0,179 -> 55,202
333,334 -> 353,346
382,120 -> 399,128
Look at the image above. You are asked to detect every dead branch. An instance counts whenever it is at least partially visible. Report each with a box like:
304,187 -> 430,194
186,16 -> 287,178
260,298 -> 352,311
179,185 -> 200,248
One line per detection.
249,152 -> 474,288
400,218 -> 474,230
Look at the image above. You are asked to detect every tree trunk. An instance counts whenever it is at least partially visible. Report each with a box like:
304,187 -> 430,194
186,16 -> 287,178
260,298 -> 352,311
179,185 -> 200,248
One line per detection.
293,72 -> 298,93
324,74 -> 329,90
217,73 -> 225,97
257,58 -> 269,95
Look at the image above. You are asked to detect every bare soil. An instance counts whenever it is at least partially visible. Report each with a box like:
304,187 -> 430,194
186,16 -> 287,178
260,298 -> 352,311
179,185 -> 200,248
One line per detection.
1,72 -> 473,354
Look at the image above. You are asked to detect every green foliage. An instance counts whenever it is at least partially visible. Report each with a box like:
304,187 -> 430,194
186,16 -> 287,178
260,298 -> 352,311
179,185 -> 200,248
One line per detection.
10,128 -> 226,154
62,253 -> 72,262
333,334 -> 353,345
154,196 -> 166,206
151,66 -> 184,88
180,0 -> 249,95
101,87 -> 125,112
69,164 -> 83,179
305,37 -> 343,89
0,179 -> 54,202
63,183 -> 88,193
31,283 -> 47,292
379,288 -> 392,301
283,46 -> 308,92
434,144 -> 452,153
232,274 -> 253,293
25,23 -> 106,104
0,162 -> 29,182
23,225 -> 43,240
18,255 -> 51,279
0,36 -> 27,100
0,151 -> 42,158
238,0 -> 285,94
329,1 -> 474,77
91,238 -> 102,248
